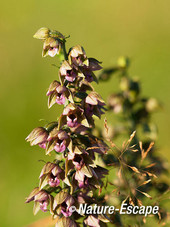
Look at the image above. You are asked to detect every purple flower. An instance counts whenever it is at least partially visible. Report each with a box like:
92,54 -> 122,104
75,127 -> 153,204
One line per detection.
85,103 -> 94,117
75,170 -> 89,189
48,129 -> 69,153
59,60 -> 78,83
49,177 -> 60,187
55,85 -> 67,105
85,92 -> 105,119
39,142 -> 46,149
78,176 -> 89,189
60,196 -> 75,217
79,58 -> 102,82
53,192 -> 75,217
39,162 -> 63,188
48,165 -> 62,187
66,70 -> 77,82
63,103 -> 85,128
33,28 -> 65,57
67,115 -> 79,128
68,45 -> 88,67
47,81 -> 68,107
26,127 -> 48,149
68,153 -> 84,170
26,188 -> 50,213
34,191 -> 49,212
42,37 -> 61,57
54,131 -> 69,153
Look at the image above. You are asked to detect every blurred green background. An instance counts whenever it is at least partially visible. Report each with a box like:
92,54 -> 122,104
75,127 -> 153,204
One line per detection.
1,0 -> 170,226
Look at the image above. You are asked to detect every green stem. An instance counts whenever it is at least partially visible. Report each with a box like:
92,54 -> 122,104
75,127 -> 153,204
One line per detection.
57,40 -> 68,62
62,40 -> 68,60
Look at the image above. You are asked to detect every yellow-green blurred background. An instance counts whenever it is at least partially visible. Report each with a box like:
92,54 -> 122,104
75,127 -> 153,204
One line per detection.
1,0 -> 170,226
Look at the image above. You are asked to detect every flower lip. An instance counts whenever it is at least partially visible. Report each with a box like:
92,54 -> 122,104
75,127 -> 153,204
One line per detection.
54,140 -> 66,153
40,200 -> 49,212
48,47 -> 59,57
67,114 -> 79,128
56,94 -> 65,105
72,154 -> 84,170
49,175 -> 60,187
65,70 -> 77,82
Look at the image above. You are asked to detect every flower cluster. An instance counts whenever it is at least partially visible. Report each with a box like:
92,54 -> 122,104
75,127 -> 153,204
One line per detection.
26,28 -> 109,226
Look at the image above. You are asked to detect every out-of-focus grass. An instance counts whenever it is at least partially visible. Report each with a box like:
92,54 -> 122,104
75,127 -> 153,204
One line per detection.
0,0 -> 170,226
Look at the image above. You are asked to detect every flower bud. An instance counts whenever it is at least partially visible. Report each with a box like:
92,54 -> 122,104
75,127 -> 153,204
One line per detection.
108,94 -> 123,114
120,76 -> 130,91
146,98 -> 160,112
117,56 -> 130,69
33,27 -> 50,39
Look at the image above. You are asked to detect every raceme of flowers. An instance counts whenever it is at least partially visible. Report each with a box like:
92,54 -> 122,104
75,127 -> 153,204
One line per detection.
26,28 -> 109,227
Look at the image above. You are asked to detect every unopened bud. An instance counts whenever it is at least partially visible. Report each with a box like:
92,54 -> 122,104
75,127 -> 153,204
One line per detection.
117,56 -> 130,68
33,27 -> 50,39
